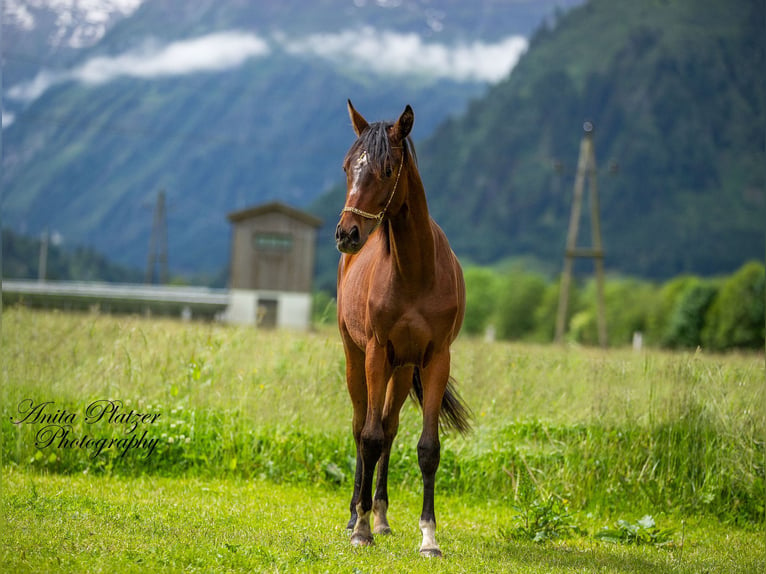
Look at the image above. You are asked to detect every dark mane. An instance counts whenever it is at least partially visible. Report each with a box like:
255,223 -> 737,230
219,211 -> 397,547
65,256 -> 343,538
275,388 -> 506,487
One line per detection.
344,121 -> 417,176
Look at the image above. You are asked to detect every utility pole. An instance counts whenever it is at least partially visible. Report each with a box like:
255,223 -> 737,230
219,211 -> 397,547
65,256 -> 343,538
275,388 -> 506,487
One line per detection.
555,122 -> 607,348
38,229 -> 49,282
145,190 -> 169,284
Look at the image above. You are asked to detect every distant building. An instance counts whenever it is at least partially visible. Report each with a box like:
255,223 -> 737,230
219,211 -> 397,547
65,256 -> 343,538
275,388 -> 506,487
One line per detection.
225,202 -> 321,329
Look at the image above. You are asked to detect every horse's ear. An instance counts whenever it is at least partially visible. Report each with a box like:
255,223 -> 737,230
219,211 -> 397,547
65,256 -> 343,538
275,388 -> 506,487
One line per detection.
393,105 -> 414,142
347,99 -> 369,136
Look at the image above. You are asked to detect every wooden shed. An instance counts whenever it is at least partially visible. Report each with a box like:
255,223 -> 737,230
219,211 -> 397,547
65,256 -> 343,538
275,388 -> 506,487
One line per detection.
225,202 -> 322,328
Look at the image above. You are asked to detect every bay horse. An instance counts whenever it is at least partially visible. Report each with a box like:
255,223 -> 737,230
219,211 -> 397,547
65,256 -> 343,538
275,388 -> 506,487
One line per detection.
335,100 -> 470,557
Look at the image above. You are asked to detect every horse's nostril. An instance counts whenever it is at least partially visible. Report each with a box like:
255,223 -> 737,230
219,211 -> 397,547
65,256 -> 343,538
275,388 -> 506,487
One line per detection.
335,224 -> 343,241
349,226 -> 360,243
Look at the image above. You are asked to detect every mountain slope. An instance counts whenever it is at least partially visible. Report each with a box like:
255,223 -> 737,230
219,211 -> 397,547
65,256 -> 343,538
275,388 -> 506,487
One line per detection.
3,0 -> 145,124
425,0 -> 764,279
3,0 -> 578,275
2,55 -> 487,272
311,0 -> 765,284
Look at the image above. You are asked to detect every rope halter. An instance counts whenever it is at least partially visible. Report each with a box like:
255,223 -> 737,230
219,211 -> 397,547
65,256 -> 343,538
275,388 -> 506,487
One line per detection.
341,151 -> 405,225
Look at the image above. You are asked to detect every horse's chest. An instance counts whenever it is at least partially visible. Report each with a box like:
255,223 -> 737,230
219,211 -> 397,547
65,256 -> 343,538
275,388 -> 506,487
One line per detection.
368,295 -> 455,367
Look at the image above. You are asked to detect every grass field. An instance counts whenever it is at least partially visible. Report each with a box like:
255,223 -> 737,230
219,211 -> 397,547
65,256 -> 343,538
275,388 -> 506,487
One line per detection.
2,307 -> 764,572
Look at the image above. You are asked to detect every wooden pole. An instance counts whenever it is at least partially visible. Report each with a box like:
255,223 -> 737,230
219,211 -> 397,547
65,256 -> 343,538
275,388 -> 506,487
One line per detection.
587,135 -> 608,348
555,133 -> 589,343
38,228 -> 49,282
555,122 -> 608,347
145,190 -> 169,284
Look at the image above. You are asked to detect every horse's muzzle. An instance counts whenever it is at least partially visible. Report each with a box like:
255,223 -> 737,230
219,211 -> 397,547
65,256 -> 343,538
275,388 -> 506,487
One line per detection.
335,223 -> 362,254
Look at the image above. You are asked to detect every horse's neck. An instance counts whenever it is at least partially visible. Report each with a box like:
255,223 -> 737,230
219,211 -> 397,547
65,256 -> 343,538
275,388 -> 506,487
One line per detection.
386,172 -> 435,287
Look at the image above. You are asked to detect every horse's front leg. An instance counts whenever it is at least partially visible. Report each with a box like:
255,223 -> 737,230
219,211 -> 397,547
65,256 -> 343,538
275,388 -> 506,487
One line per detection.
350,342 -> 390,547
417,350 -> 451,557
342,338 -> 367,531
373,366 -> 413,535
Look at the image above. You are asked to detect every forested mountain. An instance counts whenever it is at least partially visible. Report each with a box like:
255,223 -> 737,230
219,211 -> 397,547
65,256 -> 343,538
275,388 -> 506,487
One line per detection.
421,0 -> 765,279
313,0 -> 765,286
2,0 -> 577,275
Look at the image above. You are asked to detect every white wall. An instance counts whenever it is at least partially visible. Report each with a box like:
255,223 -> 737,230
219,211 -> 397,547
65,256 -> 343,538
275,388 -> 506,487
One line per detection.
224,289 -> 312,330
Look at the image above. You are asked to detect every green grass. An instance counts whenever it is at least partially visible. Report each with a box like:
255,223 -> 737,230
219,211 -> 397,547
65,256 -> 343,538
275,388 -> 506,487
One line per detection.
2,307 -> 765,571
3,469 -> 764,573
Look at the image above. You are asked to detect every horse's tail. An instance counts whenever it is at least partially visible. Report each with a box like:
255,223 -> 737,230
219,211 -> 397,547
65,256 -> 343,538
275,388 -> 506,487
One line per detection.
411,367 -> 472,435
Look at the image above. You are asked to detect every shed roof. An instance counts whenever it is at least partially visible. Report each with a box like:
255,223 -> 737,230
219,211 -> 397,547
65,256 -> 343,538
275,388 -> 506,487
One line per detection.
227,202 -> 322,228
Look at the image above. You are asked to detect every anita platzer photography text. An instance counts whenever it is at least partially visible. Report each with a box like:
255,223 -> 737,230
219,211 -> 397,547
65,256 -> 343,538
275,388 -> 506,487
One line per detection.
11,399 -> 161,459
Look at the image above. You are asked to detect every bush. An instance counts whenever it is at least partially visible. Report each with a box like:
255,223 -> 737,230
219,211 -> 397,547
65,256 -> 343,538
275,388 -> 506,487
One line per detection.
457,263 -> 762,350
530,280 -> 582,343
661,278 -> 718,349
703,261 -> 765,350
463,267 -> 501,335
645,275 -> 697,345
568,278 -> 659,346
494,271 -> 547,340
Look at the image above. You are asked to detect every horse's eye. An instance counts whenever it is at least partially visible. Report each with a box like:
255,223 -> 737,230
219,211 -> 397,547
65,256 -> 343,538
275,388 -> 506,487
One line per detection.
385,166 -> 393,178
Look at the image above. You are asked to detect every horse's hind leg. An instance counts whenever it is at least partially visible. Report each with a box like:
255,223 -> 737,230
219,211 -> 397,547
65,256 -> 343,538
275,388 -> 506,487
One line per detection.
417,351 -> 450,557
373,366 -> 413,535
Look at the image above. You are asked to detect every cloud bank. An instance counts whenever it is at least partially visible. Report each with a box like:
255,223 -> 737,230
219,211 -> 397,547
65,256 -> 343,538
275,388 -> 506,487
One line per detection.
8,28 -> 527,103
8,32 -> 271,101
283,27 -> 527,83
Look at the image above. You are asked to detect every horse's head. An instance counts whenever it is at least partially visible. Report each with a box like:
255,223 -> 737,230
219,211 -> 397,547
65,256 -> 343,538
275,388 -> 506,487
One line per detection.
335,100 -> 413,254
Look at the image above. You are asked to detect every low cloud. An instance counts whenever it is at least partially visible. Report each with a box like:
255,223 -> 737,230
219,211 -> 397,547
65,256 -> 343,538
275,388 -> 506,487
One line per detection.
8,28 -> 527,103
281,27 -> 528,83
8,31 -> 271,102
75,32 -> 270,83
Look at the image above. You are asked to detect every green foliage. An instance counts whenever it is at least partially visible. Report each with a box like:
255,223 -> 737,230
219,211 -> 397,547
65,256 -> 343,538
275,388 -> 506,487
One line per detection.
312,291 -> 337,326
1,228 -> 143,282
703,261 -> 765,350
646,276 -> 697,345
463,266 -> 501,335
662,279 -> 719,348
506,495 -> 585,543
494,270 -> 548,340
457,261 -> 762,351
570,278 -> 660,346
530,280 -> 580,343
595,515 -> 674,547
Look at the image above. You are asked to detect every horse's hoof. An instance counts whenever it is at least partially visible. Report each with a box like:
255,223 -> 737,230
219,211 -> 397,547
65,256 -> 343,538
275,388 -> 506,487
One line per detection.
420,547 -> 443,558
350,533 -> 374,547
373,525 -> 392,535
